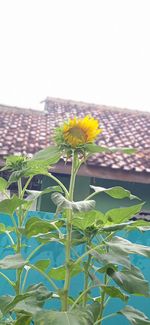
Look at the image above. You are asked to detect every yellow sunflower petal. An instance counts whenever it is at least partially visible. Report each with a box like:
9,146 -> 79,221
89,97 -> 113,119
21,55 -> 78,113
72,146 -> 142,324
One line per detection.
62,115 -> 102,148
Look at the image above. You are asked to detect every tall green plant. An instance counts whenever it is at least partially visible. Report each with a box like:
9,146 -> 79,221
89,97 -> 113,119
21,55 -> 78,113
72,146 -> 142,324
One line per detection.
0,116 -> 149,325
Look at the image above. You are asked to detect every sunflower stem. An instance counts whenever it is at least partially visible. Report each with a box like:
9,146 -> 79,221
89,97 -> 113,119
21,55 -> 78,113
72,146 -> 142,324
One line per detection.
62,151 -> 78,311
99,272 -> 108,324
82,240 -> 92,307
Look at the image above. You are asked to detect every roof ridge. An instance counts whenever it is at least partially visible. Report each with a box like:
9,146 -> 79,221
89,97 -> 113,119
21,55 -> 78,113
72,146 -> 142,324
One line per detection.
43,97 -> 150,116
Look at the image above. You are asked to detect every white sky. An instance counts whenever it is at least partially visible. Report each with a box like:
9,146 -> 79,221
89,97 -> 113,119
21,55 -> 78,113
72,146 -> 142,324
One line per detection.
0,0 -> 150,112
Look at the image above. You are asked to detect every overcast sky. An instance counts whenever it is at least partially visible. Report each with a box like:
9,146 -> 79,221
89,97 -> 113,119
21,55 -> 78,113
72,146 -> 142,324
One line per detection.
0,0 -> 150,112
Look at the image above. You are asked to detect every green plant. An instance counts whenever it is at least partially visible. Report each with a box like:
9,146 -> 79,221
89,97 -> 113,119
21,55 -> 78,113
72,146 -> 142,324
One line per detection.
0,116 -> 149,324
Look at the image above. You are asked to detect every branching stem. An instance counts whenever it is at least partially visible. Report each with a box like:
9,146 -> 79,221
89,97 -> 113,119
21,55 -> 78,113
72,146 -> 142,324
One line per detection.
47,173 -> 69,198
29,264 -> 58,291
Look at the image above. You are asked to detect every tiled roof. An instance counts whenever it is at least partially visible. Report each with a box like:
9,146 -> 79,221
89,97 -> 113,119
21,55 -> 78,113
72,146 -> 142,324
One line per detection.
0,99 -> 150,182
44,98 -> 150,175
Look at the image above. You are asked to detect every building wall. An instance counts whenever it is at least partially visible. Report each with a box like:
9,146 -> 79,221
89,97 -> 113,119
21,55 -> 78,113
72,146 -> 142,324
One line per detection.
37,174 -> 150,213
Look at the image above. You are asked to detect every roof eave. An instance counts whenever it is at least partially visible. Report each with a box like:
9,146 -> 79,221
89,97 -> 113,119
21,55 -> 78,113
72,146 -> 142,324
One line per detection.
51,161 -> 150,184
0,158 -> 149,184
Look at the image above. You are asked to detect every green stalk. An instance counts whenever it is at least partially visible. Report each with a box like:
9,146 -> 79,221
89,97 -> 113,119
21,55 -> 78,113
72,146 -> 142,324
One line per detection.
70,284 -> 98,310
26,243 -> 44,262
85,191 -> 98,201
62,151 -> 78,311
99,245 -> 110,324
21,176 -> 32,198
18,178 -> 22,199
71,286 -> 92,310
82,241 -> 92,307
0,271 -> 15,288
15,269 -> 22,295
74,243 -> 105,266
29,264 -> 58,291
4,191 -> 10,199
17,178 -> 23,227
5,231 -> 15,246
47,173 -> 69,198
99,273 -> 108,325
15,179 -> 23,295
94,312 -> 117,325
21,267 -> 30,293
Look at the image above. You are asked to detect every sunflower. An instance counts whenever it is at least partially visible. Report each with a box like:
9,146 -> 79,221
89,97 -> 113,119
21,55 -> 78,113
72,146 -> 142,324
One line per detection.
61,115 -> 102,148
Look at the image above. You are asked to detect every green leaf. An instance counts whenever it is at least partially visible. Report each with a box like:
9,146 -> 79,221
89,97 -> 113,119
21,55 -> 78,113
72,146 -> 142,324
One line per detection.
36,231 -> 84,246
51,193 -> 95,212
101,285 -> 128,301
72,210 -> 105,231
0,177 -> 8,192
0,319 -> 14,325
25,283 -> 53,306
23,159 -> 50,177
0,296 -> 13,314
35,232 -> 62,244
110,147 -> 136,154
87,302 -> 100,322
71,230 -> 86,246
49,264 -> 81,280
85,144 -> 136,154
32,146 -> 61,165
26,186 -> 63,201
24,217 -> 64,238
14,315 -> 32,325
0,224 -> 6,233
102,221 -> 134,232
0,283 -> 52,316
105,203 -> 144,224
0,254 -> 26,270
136,226 -> 150,232
2,155 -> 27,172
90,185 -> 140,200
34,260 -> 50,272
8,160 -> 50,183
85,144 -> 111,153
8,170 -> 26,183
107,264 -> 149,296
3,294 -> 33,315
106,236 -> 150,258
0,195 -> 27,216
91,249 -> 131,269
118,305 -> 150,324
34,303 -> 99,325
126,220 -> 150,232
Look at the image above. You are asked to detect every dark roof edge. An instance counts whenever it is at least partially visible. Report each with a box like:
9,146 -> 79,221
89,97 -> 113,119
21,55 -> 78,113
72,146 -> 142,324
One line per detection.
0,157 -> 149,183
52,161 -> 150,184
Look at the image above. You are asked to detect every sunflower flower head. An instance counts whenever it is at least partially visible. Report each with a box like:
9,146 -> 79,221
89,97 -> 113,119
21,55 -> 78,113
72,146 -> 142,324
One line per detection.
55,115 -> 102,150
